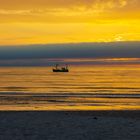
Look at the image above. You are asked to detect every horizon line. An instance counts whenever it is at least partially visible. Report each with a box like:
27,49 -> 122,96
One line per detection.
0,41 -> 140,47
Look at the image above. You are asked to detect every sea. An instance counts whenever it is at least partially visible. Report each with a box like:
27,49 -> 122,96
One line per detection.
0,65 -> 140,110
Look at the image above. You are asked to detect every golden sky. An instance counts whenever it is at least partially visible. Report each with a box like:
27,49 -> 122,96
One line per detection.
0,0 -> 140,45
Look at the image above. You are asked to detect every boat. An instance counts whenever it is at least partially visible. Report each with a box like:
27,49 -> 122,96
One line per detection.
53,64 -> 69,72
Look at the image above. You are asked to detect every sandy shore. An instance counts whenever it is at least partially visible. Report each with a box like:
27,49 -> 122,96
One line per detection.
0,111 -> 140,140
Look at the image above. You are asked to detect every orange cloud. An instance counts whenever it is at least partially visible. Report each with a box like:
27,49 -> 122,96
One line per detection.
0,0 -> 139,21
0,0 -> 139,45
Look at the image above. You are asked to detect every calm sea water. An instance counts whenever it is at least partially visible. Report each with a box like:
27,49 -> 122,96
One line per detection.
0,65 -> 140,110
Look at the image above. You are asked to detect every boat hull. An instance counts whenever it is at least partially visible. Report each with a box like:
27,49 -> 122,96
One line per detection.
53,69 -> 69,72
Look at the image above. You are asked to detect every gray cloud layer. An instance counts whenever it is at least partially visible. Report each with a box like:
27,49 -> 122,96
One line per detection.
0,42 -> 140,59
0,41 -> 140,66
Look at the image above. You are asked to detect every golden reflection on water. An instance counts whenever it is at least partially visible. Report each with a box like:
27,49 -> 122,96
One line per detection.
0,65 -> 140,110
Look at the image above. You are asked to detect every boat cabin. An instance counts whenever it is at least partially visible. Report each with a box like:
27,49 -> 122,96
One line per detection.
53,64 -> 69,72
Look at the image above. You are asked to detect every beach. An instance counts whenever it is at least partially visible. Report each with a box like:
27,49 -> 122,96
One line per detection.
0,111 -> 140,140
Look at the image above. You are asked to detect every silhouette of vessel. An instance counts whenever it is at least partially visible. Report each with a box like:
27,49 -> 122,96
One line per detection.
53,64 -> 69,72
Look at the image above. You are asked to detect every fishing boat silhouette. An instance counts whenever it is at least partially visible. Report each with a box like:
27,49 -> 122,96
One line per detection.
53,64 -> 69,72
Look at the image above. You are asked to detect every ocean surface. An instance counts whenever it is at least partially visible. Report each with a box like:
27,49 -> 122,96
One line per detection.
0,65 -> 140,110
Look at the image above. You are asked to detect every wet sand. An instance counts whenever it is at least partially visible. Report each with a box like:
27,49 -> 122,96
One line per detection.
0,111 -> 140,140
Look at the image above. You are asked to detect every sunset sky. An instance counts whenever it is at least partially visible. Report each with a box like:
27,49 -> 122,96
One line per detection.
0,0 -> 140,45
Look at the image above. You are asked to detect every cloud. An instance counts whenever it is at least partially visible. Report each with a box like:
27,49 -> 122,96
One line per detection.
0,0 -> 139,45
0,0 -> 138,17
0,41 -> 140,66
0,0 -> 129,9
0,9 -> 33,15
0,41 -> 140,60
0,0 -> 139,25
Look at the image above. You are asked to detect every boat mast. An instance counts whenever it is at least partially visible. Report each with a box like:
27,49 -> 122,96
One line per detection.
65,64 -> 68,69
55,64 -> 59,69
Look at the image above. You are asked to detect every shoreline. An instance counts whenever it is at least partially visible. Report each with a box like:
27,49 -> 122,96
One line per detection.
0,110 -> 140,119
